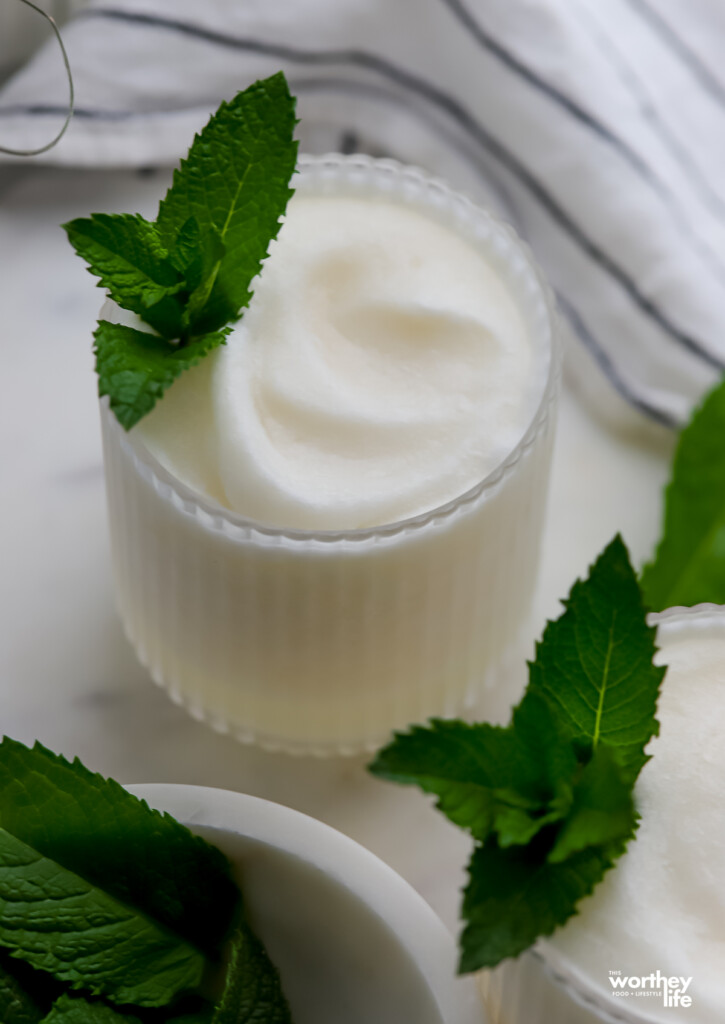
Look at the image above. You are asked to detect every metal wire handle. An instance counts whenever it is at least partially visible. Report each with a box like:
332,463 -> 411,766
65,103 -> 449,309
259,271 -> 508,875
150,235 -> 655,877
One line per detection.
0,0 -> 74,156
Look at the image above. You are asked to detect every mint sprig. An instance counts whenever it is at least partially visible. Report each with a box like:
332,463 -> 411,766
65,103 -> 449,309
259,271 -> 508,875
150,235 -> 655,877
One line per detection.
459,833 -> 628,973
527,533 -> 663,785
92,321 -> 231,431
42,994 -> 142,1024
0,827 -> 203,1005
642,375 -> 725,610
367,694 -> 577,849
155,72 -> 296,336
64,72 -> 298,430
0,738 -> 239,957
63,214 -> 187,338
370,536 -> 665,970
41,992 -> 212,1024
0,739 -> 295,1022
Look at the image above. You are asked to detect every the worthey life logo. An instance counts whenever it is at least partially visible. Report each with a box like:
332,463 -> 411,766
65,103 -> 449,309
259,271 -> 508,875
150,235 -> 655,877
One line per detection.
608,971 -> 693,1009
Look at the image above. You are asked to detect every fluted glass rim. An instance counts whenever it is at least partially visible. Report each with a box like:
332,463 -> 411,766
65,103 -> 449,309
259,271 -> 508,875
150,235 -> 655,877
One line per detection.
103,152 -> 561,546
527,602 -> 725,1023
648,601 -> 725,630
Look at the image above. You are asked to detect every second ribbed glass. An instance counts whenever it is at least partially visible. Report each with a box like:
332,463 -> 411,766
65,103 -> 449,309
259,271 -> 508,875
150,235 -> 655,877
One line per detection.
479,604 -> 725,1024
100,155 -> 560,755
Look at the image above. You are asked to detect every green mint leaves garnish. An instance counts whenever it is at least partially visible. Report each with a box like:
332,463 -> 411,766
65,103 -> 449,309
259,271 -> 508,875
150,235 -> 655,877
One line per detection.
42,993 -> 212,1024
526,534 -> 663,785
154,73 -> 297,336
0,826 -> 204,1005
0,738 -> 239,957
64,72 -> 298,430
0,738 -> 295,1023
41,994 -> 142,1024
642,376 -> 725,610
92,320 -> 231,431
212,923 -> 292,1024
370,535 -> 665,971
63,214 -> 188,336
459,831 -> 627,973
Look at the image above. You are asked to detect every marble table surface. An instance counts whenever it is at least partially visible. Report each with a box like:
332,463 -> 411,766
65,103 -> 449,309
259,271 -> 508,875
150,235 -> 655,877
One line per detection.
0,163 -> 674,987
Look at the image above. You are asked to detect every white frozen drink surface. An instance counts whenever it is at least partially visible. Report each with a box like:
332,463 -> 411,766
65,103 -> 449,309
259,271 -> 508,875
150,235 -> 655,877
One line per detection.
136,194 -> 535,530
548,612 -> 725,1022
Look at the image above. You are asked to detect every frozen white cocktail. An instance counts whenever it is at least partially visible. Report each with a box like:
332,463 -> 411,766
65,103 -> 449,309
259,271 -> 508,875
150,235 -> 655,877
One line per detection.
480,604 -> 725,1024
99,153 -> 559,753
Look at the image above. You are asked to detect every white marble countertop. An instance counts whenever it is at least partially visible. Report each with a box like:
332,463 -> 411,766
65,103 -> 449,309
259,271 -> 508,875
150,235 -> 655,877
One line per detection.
0,164 -> 674,951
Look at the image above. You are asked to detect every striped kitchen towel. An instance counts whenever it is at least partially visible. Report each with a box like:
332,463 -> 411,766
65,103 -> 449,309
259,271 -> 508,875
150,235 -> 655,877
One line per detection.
2,0 -> 724,428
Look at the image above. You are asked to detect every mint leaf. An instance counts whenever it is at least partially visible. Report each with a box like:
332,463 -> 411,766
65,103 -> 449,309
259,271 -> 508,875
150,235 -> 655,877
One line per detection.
369,694 -> 576,846
42,994 -> 141,1024
40,991 -> 214,1024
167,218 -> 226,334
0,740 -> 294,1022
0,738 -> 239,958
642,376 -> 725,610
370,720 -> 546,843
494,694 -> 578,847
63,215 -> 185,339
66,73 -> 297,429
42,993 -> 212,1024
370,536 -> 666,971
459,835 -> 626,971
94,320 -> 230,430
0,828 -> 203,1006
157,72 -> 297,336
548,746 -> 637,864
40,992 -> 212,1024
212,922 -> 292,1024
168,216 -> 205,279
528,535 -> 664,784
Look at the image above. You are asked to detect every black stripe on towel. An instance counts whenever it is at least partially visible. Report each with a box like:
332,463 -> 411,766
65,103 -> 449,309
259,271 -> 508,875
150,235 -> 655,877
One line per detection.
557,292 -> 680,428
0,89 -> 681,425
626,0 -> 725,105
570,1 -> 725,220
440,0 -> 655,176
52,7 -> 725,372
438,0 -> 725,271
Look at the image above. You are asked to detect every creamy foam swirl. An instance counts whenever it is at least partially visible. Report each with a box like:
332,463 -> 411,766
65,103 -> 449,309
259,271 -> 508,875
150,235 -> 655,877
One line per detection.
135,194 -> 536,530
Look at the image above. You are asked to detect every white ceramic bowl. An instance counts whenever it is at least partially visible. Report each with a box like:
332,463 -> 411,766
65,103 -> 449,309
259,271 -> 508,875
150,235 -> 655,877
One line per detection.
128,783 -> 485,1024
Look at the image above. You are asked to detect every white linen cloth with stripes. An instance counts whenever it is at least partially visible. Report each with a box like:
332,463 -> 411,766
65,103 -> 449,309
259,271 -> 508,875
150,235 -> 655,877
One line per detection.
2,0 -> 724,429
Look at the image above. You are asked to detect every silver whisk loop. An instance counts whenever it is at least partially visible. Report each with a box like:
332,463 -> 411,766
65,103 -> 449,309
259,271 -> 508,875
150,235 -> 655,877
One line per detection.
0,0 -> 74,156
